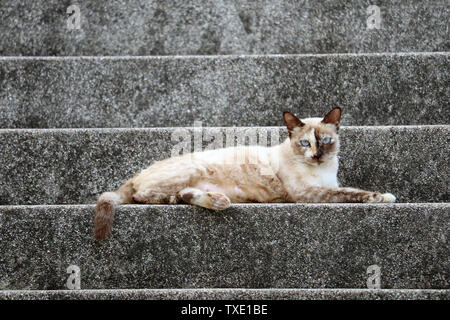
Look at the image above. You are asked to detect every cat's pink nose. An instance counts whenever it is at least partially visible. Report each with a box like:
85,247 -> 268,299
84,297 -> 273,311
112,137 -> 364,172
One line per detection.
312,152 -> 322,159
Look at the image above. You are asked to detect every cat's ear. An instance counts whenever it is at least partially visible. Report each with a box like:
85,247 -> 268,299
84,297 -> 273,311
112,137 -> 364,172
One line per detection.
283,111 -> 304,134
322,107 -> 341,128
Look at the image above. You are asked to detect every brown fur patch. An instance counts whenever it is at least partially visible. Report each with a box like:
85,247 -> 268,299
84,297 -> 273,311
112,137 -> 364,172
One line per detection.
93,200 -> 114,241
180,191 -> 195,203
292,186 -> 383,203
322,107 -> 341,128
289,121 -> 339,164
283,111 -> 304,136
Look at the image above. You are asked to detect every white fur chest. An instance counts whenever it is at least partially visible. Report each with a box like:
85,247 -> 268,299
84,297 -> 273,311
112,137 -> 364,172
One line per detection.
312,165 -> 339,187
297,159 -> 339,188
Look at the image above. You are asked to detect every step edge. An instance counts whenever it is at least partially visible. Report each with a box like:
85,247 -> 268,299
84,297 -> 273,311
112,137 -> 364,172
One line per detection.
0,52 -> 449,61
1,288 -> 449,293
1,203 -> 449,210
0,125 -> 449,133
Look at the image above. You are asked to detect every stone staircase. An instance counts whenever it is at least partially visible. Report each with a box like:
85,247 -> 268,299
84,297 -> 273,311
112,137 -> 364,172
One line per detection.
0,1 -> 448,300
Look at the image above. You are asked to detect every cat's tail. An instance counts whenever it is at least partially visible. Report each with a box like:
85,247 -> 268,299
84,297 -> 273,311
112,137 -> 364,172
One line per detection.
94,180 -> 134,241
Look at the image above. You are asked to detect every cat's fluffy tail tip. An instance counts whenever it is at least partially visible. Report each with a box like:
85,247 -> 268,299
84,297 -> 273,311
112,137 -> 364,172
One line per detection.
93,192 -> 120,241
94,200 -> 114,241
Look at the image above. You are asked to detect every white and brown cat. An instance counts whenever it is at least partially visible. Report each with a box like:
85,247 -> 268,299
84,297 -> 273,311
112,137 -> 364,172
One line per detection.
94,107 -> 395,240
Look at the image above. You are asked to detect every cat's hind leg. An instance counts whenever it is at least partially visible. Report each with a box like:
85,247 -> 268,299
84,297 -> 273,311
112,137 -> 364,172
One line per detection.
131,158 -> 207,205
178,187 -> 231,210
132,189 -> 179,204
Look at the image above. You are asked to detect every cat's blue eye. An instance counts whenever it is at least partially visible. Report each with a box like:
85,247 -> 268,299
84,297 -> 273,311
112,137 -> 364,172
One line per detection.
299,140 -> 310,147
321,137 -> 331,144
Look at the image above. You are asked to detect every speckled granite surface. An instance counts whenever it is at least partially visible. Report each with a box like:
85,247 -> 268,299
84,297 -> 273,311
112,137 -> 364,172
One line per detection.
1,0 -> 448,300
0,288 -> 448,300
0,126 -> 448,205
0,204 -> 448,290
0,53 -> 448,128
0,0 -> 448,56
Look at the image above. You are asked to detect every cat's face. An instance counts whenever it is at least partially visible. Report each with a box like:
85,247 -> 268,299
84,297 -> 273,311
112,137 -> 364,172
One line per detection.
283,108 -> 341,165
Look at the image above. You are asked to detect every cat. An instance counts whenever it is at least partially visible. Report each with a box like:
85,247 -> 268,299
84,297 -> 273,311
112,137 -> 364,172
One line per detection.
94,107 -> 396,240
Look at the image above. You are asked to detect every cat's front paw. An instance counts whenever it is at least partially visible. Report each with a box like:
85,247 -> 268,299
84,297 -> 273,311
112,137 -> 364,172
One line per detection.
381,193 -> 396,203
363,192 -> 396,203
363,192 -> 383,203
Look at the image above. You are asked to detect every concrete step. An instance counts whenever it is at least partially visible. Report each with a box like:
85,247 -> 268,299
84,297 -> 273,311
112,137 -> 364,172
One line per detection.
0,1 -> 448,56
0,53 -> 448,128
0,288 -> 448,300
0,126 -> 448,205
0,203 -> 448,290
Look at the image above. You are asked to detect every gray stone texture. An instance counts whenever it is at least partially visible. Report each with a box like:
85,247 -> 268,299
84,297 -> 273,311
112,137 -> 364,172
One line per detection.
0,0 -> 448,300
0,53 -> 449,128
0,126 -> 448,205
0,0 -> 448,56
0,288 -> 449,300
0,204 -> 448,290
